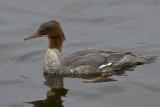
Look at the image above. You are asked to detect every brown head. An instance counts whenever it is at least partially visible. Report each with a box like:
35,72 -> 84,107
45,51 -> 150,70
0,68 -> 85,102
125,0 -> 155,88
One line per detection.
24,20 -> 66,52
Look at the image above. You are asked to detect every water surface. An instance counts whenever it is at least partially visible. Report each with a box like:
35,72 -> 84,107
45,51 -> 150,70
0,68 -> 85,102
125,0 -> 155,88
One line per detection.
0,0 -> 160,107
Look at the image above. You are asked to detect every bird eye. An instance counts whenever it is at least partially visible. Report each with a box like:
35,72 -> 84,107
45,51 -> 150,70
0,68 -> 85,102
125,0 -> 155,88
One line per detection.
40,31 -> 46,35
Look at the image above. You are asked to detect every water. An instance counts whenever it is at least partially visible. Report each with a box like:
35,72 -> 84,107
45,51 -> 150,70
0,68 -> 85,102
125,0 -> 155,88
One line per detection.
0,0 -> 160,107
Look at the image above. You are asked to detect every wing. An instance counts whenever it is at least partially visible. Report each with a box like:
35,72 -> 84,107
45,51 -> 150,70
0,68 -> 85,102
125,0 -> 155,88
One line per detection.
63,49 -> 142,74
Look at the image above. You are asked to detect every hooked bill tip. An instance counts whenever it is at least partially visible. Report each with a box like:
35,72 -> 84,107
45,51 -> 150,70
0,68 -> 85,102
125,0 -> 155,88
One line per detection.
24,38 -> 27,41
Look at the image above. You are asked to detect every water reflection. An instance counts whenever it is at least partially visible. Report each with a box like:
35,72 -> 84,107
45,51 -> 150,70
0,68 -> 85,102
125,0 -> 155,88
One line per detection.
28,74 -> 68,107
27,66 -> 137,107
27,73 -> 115,107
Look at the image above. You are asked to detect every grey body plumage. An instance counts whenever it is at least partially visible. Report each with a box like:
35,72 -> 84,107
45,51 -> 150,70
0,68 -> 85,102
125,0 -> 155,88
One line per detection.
43,48 -> 150,75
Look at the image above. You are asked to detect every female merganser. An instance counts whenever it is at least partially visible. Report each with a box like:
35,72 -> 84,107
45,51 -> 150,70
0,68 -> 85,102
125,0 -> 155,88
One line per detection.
24,20 -> 151,75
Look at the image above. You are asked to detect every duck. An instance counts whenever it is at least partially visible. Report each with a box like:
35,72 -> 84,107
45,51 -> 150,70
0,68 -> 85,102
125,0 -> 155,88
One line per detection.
24,20 -> 151,76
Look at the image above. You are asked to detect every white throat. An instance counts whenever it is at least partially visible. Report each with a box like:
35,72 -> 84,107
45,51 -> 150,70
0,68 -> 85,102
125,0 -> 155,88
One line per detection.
43,48 -> 62,71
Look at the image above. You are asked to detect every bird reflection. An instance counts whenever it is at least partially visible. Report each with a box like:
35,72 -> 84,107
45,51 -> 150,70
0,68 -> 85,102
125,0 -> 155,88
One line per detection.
26,66 -> 135,107
27,74 -> 68,107
26,73 -> 116,107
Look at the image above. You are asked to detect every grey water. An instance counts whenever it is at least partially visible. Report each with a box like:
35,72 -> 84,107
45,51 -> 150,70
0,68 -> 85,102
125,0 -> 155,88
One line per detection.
0,0 -> 160,107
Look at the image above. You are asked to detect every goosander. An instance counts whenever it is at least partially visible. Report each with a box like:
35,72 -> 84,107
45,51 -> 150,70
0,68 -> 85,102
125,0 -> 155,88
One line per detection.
24,20 -> 151,75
